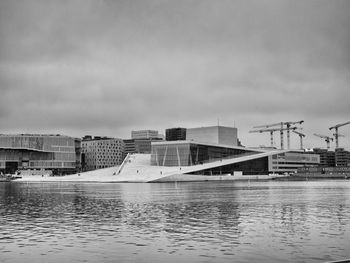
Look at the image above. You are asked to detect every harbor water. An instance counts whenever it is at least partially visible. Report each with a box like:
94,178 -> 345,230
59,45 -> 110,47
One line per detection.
1,180 -> 350,263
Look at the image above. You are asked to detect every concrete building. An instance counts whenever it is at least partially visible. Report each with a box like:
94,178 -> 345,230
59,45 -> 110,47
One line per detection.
123,139 -> 136,154
166,127 -> 186,141
0,134 -> 79,175
81,136 -> 125,171
313,148 -> 335,167
186,125 -> 238,146
335,148 -> 350,167
124,130 -> 163,155
131,130 -> 160,140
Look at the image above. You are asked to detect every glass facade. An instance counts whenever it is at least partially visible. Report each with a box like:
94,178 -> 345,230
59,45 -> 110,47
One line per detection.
151,142 -> 257,167
0,135 -> 77,174
189,157 -> 269,175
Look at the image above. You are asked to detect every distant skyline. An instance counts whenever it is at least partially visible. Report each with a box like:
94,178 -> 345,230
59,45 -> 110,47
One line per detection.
0,0 -> 349,149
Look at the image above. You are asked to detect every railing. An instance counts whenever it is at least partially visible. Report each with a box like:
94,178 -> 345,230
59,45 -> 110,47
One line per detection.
114,153 -> 130,175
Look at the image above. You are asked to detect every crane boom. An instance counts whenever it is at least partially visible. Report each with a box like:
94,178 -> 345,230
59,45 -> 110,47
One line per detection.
292,130 -> 305,137
252,120 -> 304,149
314,133 -> 333,149
329,121 -> 350,129
249,126 -> 298,148
253,122 -> 283,129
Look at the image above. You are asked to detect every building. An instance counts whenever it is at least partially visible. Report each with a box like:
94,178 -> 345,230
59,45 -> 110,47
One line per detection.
150,140 -> 319,175
165,127 -> 186,141
186,126 -> 238,146
123,139 -> 136,154
124,130 -> 164,155
313,148 -> 335,167
81,136 -> 125,171
335,148 -> 350,167
0,134 -> 79,175
131,130 -> 160,140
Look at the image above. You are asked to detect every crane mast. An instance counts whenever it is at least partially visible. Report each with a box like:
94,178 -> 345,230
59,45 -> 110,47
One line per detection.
292,130 -> 305,150
314,133 -> 333,149
329,121 -> 350,149
252,120 -> 303,149
250,126 -> 298,149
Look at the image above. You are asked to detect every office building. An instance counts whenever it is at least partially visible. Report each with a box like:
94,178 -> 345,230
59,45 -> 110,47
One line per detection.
81,136 -> 125,171
165,127 -> 186,141
0,134 -> 79,175
335,148 -> 350,167
124,130 -> 163,155
131,130 -> 160,140
313,148 -> 335,167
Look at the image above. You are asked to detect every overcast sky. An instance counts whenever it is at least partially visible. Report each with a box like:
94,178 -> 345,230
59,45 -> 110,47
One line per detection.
0,0 -> 349,149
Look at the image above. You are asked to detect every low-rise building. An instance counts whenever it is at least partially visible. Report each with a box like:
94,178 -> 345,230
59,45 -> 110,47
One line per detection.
0,134 -> 79,175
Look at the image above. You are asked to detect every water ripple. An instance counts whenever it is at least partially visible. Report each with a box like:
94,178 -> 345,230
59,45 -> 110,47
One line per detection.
0,181 -> 350,263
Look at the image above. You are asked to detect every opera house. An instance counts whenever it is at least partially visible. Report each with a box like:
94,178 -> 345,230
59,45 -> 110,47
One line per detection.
4,126 -> 320,182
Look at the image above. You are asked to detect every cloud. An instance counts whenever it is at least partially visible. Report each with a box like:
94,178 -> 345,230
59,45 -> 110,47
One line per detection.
0,0 -> 349,148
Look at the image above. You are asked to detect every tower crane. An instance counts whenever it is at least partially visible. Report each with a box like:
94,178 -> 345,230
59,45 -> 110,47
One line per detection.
284,121 -> 304,149
253,122 -> 284,148
292,130 -> 305,150
314,133 -> 333,149
253,120 -> 303,149
329,121 -> 350,148
250,126 -> 297,148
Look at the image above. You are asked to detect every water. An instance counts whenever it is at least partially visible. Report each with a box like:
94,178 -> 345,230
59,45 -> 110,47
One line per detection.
1,180 -> 350,263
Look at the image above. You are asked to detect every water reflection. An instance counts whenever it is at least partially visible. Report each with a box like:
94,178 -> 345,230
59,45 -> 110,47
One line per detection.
0,181 -> 350,263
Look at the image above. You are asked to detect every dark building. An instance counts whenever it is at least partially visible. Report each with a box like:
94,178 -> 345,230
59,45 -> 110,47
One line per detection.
165,127 -> 186,141
313,148 -> 335,167
123,139 -> 136,154
335,148 -> 350,167
75,138 -> 82,172
123,138 -> 163,156
124,130 -> 164,156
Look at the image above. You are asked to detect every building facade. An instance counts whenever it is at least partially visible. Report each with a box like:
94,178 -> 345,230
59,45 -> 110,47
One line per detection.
81,137 -> 125,171
131,130 -> 160,140
124,130 -> 164,156
186,126 -> 238,146
335,148 -> 350,167
312,148 -> 336,167
0,134 -> 78,175
151,140 -> 319,175
165,127 -> 186,141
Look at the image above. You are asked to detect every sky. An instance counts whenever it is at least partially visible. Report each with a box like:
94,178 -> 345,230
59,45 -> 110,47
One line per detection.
0,0 -> 349,149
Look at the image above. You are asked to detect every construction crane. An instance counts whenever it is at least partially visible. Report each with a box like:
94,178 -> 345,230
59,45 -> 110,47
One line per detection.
292,130 -> 305,150
253,120 -> 303,149
329,121 -> 350,148
250,126 -> 298,149
253,122 -> 284,148
284,121 -> 304,149
314,133 -> 333,149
